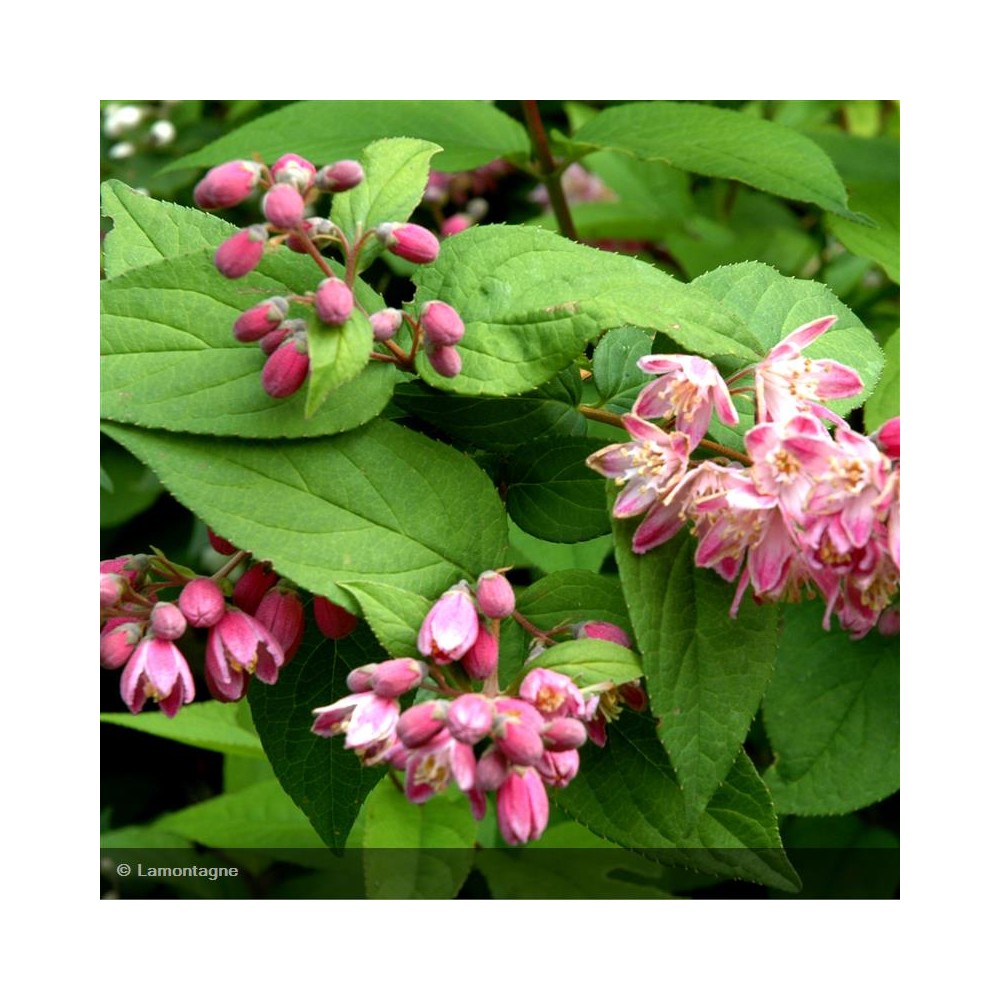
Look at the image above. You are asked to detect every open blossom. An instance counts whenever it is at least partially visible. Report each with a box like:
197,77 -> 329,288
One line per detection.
496,767 -> 550,845
586,415 -> 691,521
205,609 -> 285,701
121,637 -> 196,718
754,315 -> 863,424
418,584 -> 480,664
633,354 -> 739,447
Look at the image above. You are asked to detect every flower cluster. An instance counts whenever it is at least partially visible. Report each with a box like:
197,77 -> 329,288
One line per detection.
587,317 -> 900,637
192,152 -> 469,399
422,159 -> 513,237
100,532 -> 359,716
311,571 -> 638,845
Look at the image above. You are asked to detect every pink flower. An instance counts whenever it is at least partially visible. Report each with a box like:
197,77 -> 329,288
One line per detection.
420,301 -> 465,346
535,749 -> 580,789
573,621 -> 632,648
232,563 -> 280,616
492,697 -> 546,766
100,620 -> 143,669
262,183 -> 305,229
271,153 -> 316,193
370,309 -> 403,342
314,277 -> 354,326
215,225 -> 268,279
586,415 -> 691,521
446,694 -> 495,745
313,596 -> 358,639
261,336 -> 310,399
426,344 -> 462,378
754,316 -> 863,424
396,700 -> 448,748
496,768 -> 550,845
233,297 -> 288,343
418,585 -> 480,665
375,222 -> 440,264
475,570 -> 516,619
311,691 -> 399,750
519,669 -> 588,719
205,609 -> 285,701
194,160 -> 263,210
460,627 -> 499,679
633,354 -> 738,447
254,586 -> 305,661
179,578 -> 226,629
404,732 -> 477,803
316,160 -> 364,193
121,637 -> 195,717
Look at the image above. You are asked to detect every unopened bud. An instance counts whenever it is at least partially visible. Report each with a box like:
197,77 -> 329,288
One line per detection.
261,336 -> 310,399
255,586 -> 305,661
215,225 -> 268,279
207,529 -> 236,556
262,183 -> 306,230
194,160 -> 263,210
150,602 -> 187,641
369,658 -> 427,698
314,277 -> 354,326
397,700 -> 448,748
441,214 -> 472,237
313,596 -> 358,639
271,153 -> 316,193
233,297 -> 289,343
374,222 -> 440,264
179,577 -> 226,628
286,217 -> 334,253
100,573 -> 126,608
100,620 -> 143,669
316,160 -> 365,193
874,416 -> 900,461
460,628 -> 499,679
475,570 -> 515,619
420,301 -> 465,346
426,344 -> 462,378
447,694 -> 494,745
542,717 -> 588,751
233,563 -> 280,615
575,620 -> 632,648
370,308 -> 403,342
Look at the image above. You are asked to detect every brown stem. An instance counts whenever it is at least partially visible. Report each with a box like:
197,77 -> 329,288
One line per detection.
212,550 -> 251,582
512,610 -> 556,644
521,100 -> 578,241
290,223 -> 335,279
381,337 -> 413,368
578,404 -> 625,429
697,439 -> 750,464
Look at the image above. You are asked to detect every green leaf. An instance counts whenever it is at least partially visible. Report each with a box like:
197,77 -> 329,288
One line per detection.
763,603 -> 899,815
248,617 -> 387,848
570,102 -> 865,221
101,248 -> 395,438
865,329 -> 899,432
803,130 -> 899,185
527,638 -> 642,688
305,309 -> 374,418
691,261 -> 884,415
360,778 -> 477,899
476,819 -> 675,899
497,568 -> 629,685
506,438 -> 609,543
100,436 -> 163,528
591,326 -> 655,412
101,826 -> 192,850
101,179 -> 235,278
612,524 -> 779,825
331,137 -> 441,272
826,181 -> 900,282
506,520 -> 613,577
100,419 -> 508,615
153,780 -> 325,848
555,711 -> 799,892
393,379 -> 586,452
341,581 -> 432,660
99,701 -> 265,758
413,226 -> 763,397
166,100 -> 530,174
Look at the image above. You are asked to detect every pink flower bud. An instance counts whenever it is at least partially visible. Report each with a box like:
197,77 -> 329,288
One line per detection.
272,153 -> 316,193
447,694 -> 494,744
261,337 -> 310,399
255,586 -> 305,661
476,746 -> 510,791
179,578 -> 226,628
874,416 -> 900,461
101,573 -> 126,608
375,222 -> 440,264
149,602 -> 187,641
369,658 -> 428,698
316,159 -> 365,193
194,160 -> 263,210
313,596 -> 358,639
536,749 -> 580,788
100,620 -> 143,669
574,620 -> 633,648
207,530 -> 236,555
420,301 -> 465,346
314,276 -> 354,326
618,681 -> 648,713
440,214 -> 472,237
370,308 -> 403,342
426,344 -> 462,378
541,717 -> 588,751
345,664 -> 375,692
496,767 -> 550,845
475,570 -> 515,619
493,697 -> 545,766
877,608 -> 900,636
206,608 -> 285,696
397,700 -> 448,748
215,225 -> 268,279
418,585 -> 480,665
233,563 -> 279,616
287,217 -> 334,253
460,627 -> 498,680
233,297 -> 289,343
262,183 -> 306,230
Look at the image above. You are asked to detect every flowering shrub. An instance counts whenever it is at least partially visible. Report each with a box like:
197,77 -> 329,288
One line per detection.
101,100 -> 899,899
